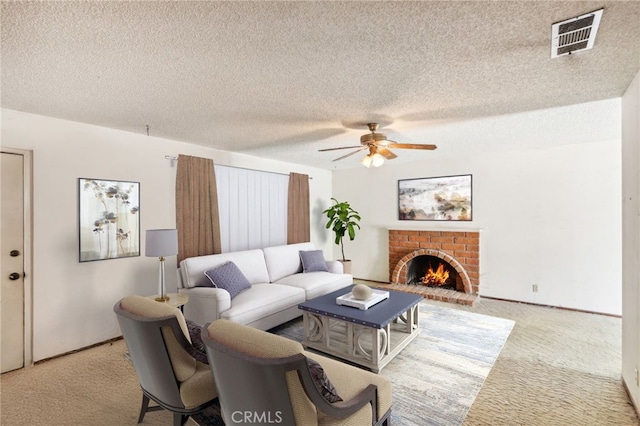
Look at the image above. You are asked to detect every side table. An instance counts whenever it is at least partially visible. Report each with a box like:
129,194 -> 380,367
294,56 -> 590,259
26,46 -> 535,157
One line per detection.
146,293 -> 189,311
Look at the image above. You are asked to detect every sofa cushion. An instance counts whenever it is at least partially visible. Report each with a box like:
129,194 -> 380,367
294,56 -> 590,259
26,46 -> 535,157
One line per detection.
300,250 -> 329,273
204,261 -> 252,299
220,283 -> 305,325
263,242 -> 314,282
273,272 -> 352,300
180,249 -> 270,288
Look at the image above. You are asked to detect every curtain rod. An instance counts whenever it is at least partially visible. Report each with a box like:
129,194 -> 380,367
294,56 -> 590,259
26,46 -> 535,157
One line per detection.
164,155 -> 312,179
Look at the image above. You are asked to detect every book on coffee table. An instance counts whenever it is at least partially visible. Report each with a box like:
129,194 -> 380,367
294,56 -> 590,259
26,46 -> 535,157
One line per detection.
336,288 -> 390,310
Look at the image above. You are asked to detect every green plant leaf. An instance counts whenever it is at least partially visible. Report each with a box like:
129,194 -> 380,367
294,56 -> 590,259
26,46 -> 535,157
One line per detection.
323,198 -> 361,252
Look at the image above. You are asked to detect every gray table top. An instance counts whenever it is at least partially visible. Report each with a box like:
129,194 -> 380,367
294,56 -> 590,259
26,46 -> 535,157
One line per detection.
298,285 -> 423,328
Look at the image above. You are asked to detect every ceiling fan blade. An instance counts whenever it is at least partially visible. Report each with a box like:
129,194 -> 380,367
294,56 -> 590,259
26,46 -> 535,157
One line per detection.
333,147 -> 367,162
387,143 -> 437,150
377,147 -> 397,160
318,145 -> 363,152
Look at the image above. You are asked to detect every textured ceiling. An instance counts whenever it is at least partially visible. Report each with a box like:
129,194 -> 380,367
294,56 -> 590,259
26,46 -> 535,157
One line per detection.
2,1 -> 639,170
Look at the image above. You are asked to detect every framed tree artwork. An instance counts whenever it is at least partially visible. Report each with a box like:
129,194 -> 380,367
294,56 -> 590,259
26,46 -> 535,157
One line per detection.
398,174 -> 472,221
78,178 -> 140,262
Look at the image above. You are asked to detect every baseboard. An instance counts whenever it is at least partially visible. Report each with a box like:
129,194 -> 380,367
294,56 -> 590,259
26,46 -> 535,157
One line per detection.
622,376 -> 640,417
34,336 -> 123,366
479,295 -> 622,318
353,278 -> 387,284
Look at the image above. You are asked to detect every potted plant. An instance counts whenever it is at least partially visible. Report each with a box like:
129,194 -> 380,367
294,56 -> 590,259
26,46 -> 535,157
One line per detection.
323,198 -> 361,274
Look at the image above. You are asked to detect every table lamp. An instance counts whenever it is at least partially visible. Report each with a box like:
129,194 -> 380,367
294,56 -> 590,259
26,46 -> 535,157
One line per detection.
145,229 -> 178,302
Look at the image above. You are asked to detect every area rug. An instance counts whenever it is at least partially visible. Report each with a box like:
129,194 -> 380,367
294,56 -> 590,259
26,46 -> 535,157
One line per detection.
193,302 -> 515,426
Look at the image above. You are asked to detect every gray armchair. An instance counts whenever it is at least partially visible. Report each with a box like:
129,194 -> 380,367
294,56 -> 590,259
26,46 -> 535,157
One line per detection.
114,295 -> 218,426
202,319 -> 392,426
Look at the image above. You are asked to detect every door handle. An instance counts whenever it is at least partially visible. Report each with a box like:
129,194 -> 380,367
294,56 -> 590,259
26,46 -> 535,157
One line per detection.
10,250 -> 20,257
9,273 -> 20,280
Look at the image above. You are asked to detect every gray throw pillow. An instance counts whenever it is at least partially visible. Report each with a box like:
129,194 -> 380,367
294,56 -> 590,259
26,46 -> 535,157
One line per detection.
299,250 -> 329,273
186,320 -> 208,364
204,261 -> 251,299
305,357 -> 343,403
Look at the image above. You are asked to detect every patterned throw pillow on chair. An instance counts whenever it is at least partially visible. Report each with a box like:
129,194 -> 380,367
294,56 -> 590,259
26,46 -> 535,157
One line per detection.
305,357 -> 343,403
204,261 -> 252,298
186,320 -> 208,364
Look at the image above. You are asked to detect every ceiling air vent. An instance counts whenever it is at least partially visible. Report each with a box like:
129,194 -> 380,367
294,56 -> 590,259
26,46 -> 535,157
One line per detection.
551,8 -> 603,58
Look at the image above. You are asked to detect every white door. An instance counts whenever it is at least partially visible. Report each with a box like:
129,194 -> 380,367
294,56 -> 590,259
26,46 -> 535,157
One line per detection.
1,151 -> 25,373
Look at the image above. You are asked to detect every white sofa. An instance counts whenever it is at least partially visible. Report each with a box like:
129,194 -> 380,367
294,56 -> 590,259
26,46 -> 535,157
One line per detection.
177,242 -> 352,330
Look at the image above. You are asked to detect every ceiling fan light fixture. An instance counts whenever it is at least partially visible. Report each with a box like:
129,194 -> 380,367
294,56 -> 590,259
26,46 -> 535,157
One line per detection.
371,153 -> 385,167
361,132 -> 390,145
321,122 -> 437,165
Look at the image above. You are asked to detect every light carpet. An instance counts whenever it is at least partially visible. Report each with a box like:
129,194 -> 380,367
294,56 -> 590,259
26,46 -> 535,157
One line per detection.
194,302 -> 515,426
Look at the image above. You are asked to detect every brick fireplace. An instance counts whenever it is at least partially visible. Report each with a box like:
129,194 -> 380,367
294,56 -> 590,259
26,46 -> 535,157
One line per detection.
387,229 -> 479,305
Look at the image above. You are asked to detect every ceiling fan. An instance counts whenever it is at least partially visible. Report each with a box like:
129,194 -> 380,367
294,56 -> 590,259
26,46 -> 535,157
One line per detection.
318,123 -> 437,167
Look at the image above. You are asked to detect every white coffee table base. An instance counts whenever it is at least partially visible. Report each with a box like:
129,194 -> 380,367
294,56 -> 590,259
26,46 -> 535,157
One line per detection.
301,303 -> 420,373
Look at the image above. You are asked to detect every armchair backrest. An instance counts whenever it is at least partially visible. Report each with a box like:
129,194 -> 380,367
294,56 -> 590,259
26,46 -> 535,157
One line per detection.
204,319 -> 391,426
114,295 -> 196,410
203,319 -> 318,425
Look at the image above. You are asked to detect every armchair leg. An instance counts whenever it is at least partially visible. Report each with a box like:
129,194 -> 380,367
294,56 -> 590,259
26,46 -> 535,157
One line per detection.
173,413 -> 189,426
137,394 -> 150,424
375,409 -> 391,426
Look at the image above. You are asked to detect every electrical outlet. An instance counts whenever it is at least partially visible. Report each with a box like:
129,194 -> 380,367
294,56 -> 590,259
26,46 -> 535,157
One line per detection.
635,368 -> 639,386
532,284 -> 539,293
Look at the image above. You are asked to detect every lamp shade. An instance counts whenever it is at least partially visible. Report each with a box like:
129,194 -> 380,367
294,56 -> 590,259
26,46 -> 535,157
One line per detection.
361,155 -> 373,168
145,229 -> 178,257
371,153 -> 385,167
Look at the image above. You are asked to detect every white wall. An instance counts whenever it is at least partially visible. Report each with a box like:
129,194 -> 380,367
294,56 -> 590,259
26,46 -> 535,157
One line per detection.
0,108 -> 333,361
0,95 -> 627,360
622,70 -> 640,411
331,106 -> 622,315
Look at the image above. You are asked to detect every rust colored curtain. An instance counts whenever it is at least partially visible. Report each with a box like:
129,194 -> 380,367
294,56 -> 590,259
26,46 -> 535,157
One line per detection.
175,154 -> 221,263
287,173 -> 310,243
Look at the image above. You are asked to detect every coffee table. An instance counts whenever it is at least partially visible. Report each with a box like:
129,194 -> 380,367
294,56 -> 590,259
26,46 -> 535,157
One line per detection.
298,286 -> 422,373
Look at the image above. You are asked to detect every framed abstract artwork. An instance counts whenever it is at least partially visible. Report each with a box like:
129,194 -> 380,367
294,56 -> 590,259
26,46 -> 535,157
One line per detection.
398,174 -> 472,221
78,178 -> 140,262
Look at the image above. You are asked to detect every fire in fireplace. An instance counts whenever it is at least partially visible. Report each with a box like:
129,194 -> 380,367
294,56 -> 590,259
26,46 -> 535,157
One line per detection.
406,255 -> 463,291
422,263 -> 449,286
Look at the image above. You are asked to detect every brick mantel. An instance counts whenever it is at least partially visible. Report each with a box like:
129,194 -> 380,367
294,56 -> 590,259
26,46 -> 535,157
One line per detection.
388,229 -> 480,294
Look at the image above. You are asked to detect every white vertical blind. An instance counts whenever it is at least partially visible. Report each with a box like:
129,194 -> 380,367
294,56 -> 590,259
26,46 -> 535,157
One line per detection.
215,165 -> 288,252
